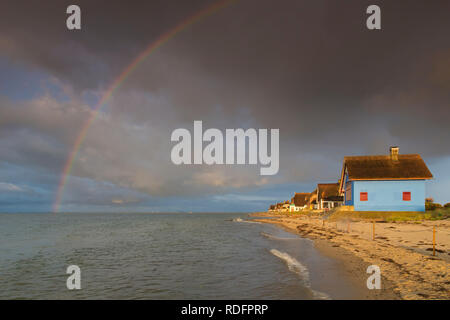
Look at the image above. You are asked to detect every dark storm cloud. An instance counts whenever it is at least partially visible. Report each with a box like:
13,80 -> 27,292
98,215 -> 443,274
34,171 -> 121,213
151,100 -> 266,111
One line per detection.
0,0 -> 449,206
0,0 -> 211,90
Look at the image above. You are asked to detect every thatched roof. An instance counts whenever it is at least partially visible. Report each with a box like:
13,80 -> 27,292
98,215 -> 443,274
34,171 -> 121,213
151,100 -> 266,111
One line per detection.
343,154 -> 432,180
317,183 -> 343,202
308,189 -> 317,204
339,153 -> 433,192
293,193 -> 310,207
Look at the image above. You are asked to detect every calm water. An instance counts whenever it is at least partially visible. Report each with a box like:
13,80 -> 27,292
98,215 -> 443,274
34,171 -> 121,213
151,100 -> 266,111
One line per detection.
0,213 -> 360,299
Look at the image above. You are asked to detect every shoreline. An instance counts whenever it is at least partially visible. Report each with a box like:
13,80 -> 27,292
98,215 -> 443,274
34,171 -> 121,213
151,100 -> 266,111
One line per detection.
250,212 -> 449,300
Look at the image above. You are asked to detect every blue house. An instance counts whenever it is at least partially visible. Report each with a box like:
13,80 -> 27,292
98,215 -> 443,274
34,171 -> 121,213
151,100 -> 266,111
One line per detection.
338,147 -> 433,212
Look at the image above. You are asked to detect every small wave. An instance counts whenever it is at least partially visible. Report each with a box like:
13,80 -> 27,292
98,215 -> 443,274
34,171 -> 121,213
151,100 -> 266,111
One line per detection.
232,218 -> 261,224
311,290 -> 331,300
261,232 -> 298,241
270,249 -> 310,282
270,249 -> 330,300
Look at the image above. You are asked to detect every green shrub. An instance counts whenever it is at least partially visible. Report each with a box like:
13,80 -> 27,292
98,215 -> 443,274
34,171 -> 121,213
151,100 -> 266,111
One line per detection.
444,203 -> 450,208
426,202 -> 443,211
428,208 -> 450,220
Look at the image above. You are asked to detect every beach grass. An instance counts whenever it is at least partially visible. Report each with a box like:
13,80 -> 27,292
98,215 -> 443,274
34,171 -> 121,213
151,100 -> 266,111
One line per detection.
266,206 -> 450,222
327,207 -> 450,222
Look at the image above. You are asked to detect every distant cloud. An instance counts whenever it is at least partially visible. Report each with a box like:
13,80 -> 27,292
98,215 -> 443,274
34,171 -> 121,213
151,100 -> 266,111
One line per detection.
213,194 -> 280,202
0,182 -> 24,192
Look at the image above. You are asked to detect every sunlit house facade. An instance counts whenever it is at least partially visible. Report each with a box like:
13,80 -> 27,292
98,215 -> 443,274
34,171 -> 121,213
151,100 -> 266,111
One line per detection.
339,147 -> 433,212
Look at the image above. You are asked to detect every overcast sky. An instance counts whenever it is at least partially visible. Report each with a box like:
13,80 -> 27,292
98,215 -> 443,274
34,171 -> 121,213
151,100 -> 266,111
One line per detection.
0,0 -> 449,212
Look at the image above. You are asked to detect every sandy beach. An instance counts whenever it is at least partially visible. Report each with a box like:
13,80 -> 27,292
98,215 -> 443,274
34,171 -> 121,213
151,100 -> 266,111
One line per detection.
250,212 -> 450,300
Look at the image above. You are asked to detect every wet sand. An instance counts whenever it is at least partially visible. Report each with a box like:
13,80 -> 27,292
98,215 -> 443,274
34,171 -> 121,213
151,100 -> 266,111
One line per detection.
250,213 -> 449,300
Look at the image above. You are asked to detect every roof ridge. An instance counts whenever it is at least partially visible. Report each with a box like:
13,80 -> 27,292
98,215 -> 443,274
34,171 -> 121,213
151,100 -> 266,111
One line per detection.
344,153 -> 421,159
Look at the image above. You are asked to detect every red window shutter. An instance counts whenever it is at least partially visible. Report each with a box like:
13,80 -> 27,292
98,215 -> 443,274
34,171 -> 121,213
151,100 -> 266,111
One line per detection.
360,192 -> 368,201
403,192 -> 411,201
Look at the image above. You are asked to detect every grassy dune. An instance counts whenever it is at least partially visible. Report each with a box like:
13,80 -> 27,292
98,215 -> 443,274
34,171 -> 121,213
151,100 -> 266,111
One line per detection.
328,207 -> 450,222
269,207 -> 450,222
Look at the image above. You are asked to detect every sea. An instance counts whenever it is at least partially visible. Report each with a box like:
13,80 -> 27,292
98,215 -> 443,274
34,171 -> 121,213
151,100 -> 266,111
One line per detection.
0,212 -> 361,299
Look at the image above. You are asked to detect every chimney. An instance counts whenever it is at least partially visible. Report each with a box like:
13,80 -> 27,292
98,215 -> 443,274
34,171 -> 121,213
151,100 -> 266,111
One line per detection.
390,146 -> 399,161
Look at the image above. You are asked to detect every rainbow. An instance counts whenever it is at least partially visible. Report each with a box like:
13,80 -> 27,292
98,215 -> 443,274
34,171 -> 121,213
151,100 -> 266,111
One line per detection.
53,0 -> 237,212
